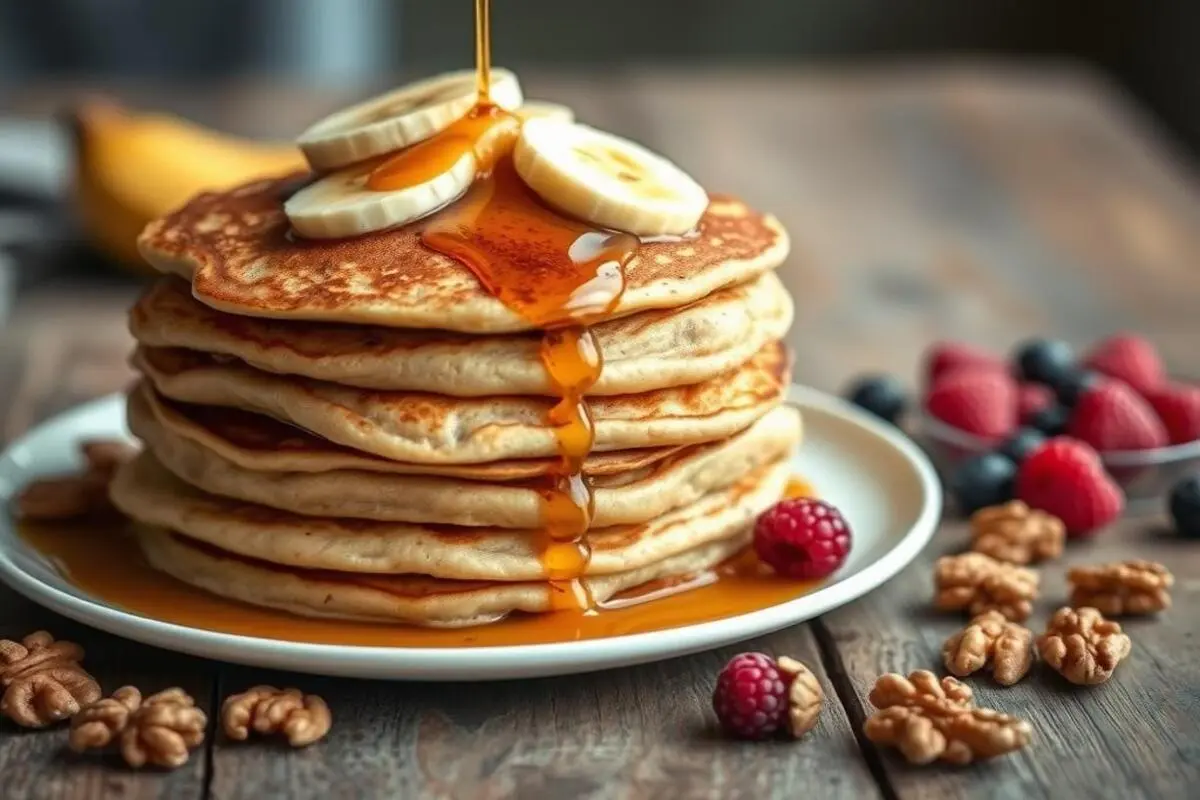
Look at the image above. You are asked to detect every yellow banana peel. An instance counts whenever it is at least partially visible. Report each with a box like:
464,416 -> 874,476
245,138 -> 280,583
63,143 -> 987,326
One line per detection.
69,100 -> 308,273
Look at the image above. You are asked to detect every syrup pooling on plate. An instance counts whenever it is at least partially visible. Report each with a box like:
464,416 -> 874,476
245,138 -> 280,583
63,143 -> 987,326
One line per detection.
18,520 -> 818,647
365,0 -> 639,608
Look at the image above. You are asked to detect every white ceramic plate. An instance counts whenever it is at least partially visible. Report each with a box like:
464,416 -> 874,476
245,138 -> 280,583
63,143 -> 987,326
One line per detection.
0,386 -> 940,680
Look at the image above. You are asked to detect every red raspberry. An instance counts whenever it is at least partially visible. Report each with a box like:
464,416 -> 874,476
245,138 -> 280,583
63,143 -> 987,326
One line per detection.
925,370 -> 1018,442
712,652 -> 789,739
754,499 -> 852,580
1017,383 -> 1054,422
924,342 -> 1006,386
1145,384 -> 1200,445
1016,437 -> 1124,537
1083,334 -> 1165,395
1068,379 -> 1168,451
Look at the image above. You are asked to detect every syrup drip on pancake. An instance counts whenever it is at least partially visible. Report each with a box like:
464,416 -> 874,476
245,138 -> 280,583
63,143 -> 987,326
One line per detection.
365,0 -> 637,608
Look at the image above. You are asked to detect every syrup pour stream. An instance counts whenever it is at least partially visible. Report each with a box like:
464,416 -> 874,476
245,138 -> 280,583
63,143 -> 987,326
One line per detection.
367,0 -> 638,609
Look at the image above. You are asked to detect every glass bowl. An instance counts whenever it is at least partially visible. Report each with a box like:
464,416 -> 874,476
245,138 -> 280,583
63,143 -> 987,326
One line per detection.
915,411 -> 1200,512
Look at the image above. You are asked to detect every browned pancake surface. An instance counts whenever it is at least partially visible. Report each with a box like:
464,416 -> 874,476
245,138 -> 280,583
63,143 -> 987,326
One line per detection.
138,174 -> 787,332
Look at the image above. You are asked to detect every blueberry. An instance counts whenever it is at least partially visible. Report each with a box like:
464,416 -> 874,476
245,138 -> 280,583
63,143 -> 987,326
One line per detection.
1014,338 -> 1075,386
998,427 -> 1047,464
844,374 -> 908,425
1028,404 -> 1070,436
1168,474 -> 1200,539
1053,369 -> 1101,408
949,452 -> 1017,515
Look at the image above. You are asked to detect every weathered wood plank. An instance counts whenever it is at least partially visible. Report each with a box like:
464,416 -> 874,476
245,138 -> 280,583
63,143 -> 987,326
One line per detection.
207,627 -> 880,800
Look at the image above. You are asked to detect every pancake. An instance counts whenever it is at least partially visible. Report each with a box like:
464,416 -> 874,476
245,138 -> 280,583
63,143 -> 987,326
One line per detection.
112,451 -> 786,582
137,174 -> 789,333
130,386 -> 801,526
136,384 -> 686,480
135,527 -> 752,627
128,272 -> 793,396
133,340 -> 791,464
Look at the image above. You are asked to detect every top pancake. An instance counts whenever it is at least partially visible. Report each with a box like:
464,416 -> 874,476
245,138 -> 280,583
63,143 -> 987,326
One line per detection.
137,174 -> 789,333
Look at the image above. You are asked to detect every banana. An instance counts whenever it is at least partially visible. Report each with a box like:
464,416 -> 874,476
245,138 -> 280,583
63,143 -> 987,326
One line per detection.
297,69 -> 523,171
70,101 -> 307,272
515,100 -> 575,124
512,119 -> 708,237
284,151 -> 473,239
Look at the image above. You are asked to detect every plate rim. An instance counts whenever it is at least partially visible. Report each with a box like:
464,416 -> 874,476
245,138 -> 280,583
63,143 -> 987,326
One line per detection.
0,386 -> 941,680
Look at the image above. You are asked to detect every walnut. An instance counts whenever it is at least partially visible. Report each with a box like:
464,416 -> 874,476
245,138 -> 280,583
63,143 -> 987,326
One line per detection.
221,686 -> 331,747
868,670 -> 975,710
14,475 -> 111,521
69,686 -> 142,752
120,688 -> 207,768
942,610 -> 1034,686
13,439 -> 135,522
0,631 -> 100,727
934,552 -> 1039,621
1068,560 -> 1173,616
863,670 -> 1031,765
970,501 -> 1065,565
1038,607 -> 1131,685
777,657 -> 822,738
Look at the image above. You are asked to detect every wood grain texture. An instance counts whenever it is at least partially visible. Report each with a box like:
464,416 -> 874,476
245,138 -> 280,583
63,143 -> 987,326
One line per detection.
1,64 -> 1199,798
207,628 -> 877,800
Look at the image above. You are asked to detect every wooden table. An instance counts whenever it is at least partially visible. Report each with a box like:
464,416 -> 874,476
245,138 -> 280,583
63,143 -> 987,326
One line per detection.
2,64 -> 1199,799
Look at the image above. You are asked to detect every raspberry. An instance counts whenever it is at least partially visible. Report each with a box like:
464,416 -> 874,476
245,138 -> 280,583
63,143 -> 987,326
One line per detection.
925,370 -> 1018,442
924,342 -> 1005,386
1068,380 -> 1168,452
1018,383 -> 1054,422
712,653 -> 789,739
1016,437 -> 1124,537
1083,334 -> 1165,395
1145,384 -> 1200,445
754,499 -> 852,580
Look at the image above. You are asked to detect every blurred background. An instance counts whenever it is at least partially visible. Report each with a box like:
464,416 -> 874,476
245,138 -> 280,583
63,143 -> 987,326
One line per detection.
0,0 -> 1197,320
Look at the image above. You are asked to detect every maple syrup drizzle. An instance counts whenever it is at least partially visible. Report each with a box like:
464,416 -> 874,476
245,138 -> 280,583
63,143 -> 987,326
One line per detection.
366,0 -> 638,609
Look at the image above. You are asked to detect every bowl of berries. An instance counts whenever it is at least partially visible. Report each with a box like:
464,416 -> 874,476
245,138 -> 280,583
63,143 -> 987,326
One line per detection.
845,334 -> 1200,519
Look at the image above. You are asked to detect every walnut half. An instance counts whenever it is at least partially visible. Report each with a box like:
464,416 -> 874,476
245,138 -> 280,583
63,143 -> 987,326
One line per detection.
863,670 -> 1031,765
121,688 -> 208,769
942,610 -> 1034,686
221,686 -> 331,747
1068,560 -> 1173,616
1038,607 -> 1131,685
14,439 -> 136,522
777,657 -> 822,738
970,501 -> 1065,565
0,631 -> 100,728
70,686 -> 143,752
934,552 -> 1039,621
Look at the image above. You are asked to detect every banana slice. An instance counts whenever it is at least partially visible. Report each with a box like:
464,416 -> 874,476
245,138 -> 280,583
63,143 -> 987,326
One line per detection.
513,119 -> 707,237
298,69 -> 523,171
284,153 -> 472,239
515,100 -> 575,124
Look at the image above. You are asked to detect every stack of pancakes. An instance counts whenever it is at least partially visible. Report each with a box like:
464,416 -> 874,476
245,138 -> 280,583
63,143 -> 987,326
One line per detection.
110,177 -> 800,627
